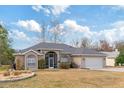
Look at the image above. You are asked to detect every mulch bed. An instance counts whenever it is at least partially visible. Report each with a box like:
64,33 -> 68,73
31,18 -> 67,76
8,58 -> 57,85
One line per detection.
0,71 -> 35,82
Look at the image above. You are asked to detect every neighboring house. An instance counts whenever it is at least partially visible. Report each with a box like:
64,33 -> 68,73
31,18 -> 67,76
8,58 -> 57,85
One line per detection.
14,42 -> 106,70
101,49 -> 120,66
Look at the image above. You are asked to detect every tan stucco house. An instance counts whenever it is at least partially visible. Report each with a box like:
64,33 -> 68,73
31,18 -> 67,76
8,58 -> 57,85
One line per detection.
14,42 -> 107,70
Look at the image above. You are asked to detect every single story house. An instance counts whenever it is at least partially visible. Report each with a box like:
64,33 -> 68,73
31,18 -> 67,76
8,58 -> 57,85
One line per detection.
14,42 -> 107,70
101,49 -> 120,66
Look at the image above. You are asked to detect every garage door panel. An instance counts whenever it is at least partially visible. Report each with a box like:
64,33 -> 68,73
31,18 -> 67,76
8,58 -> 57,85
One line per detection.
85,57 -> 103,69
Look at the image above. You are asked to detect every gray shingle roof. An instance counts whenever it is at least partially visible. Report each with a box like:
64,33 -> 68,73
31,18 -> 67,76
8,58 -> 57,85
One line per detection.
21,42 -> 74,52
70,48 -> 106,56
100,51 -> 120,58
18,42 -> 106,56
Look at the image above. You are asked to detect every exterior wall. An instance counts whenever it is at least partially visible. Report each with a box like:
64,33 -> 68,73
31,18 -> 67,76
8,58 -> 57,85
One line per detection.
15,55 -> 25,69
72,56 -> 84,68
106,57 -> 115,66
38,55 -> 44,60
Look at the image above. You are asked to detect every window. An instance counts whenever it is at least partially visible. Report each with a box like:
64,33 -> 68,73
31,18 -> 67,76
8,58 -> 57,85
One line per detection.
49,53 -> 54,57
27,55 -> 36,68
27,58 -> 36,67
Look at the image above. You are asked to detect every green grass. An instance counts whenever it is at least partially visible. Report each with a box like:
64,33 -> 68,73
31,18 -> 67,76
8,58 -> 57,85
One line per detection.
1,69 -> 124,88
0,65 -> 10,72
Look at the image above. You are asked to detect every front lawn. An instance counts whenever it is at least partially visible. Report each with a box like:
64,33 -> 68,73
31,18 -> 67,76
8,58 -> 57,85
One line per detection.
0,65 -> 10,72
0,69 -> 124,88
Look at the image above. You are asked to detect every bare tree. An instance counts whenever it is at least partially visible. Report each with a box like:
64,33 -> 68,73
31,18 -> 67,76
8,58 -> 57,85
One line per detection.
35,21 -> 49,43
50,19 -> 65,43
41,23 -> 47,42
99,40 -> 113,51
80,37 -> 92,48
114,40 -> 124,51
70,39 -> 80,48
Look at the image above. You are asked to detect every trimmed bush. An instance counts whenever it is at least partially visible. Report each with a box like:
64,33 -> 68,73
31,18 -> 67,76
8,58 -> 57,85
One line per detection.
38,59 -> 46,69
13,71 -> 22,76
59,62 -> 71,69
70,62 -> 79,68
3,71 -> 10,76
115,52 -> 124,66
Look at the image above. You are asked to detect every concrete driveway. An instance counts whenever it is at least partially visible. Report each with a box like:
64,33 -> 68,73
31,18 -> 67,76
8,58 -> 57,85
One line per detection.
92,67 -> 124,72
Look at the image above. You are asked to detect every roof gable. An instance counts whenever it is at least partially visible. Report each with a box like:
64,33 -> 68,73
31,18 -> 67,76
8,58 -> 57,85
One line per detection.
14,49 -> 43,55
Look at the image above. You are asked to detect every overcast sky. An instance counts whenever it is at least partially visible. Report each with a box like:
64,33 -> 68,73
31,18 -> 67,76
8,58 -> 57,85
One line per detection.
1,5 -> 124,49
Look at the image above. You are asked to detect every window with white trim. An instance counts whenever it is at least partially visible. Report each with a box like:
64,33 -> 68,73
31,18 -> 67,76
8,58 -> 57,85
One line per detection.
27,55 -> 36,67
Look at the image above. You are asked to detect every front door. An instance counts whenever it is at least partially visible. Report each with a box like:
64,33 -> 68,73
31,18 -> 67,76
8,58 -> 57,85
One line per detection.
49,57 -> 54,68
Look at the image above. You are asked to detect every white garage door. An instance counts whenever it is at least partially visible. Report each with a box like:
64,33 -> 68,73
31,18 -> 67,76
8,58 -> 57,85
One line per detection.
85,57 -> 104,69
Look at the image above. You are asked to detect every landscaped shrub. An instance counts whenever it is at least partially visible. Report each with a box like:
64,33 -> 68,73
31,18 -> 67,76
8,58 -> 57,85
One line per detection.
115,52 -> 124,66
16,59 -> 24,70
59,62 -> 71,69
38,59 -> 46,69
13,71 -> 22,76
115,62 -> 119,66
70,62 -> 79,68
3,71 -> 10,76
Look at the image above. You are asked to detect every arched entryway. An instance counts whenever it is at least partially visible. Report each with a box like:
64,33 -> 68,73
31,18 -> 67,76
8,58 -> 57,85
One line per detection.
45,51 -> 57,68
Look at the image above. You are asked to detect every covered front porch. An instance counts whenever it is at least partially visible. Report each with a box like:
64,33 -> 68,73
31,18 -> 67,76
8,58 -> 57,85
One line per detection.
45,51 -> 58,68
